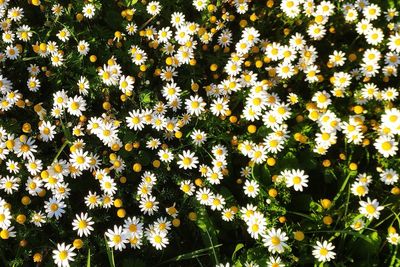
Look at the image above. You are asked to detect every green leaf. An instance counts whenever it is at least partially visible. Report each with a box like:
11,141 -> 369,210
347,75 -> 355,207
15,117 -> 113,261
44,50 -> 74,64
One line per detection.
280,151 -> 299,169
195,206 -> 220,265
86,249 -> 91,267
125,0 -> 139,7
157,244 -> 223,266
252,164 -> 271,186
219,186 -> 235,203
231,243 -> 244,261
140,91 -> 152,104
104,235 -> 115,267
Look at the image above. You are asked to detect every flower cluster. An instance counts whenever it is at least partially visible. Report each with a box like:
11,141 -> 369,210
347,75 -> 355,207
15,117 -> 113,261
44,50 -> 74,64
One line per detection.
0,0 -> 399,266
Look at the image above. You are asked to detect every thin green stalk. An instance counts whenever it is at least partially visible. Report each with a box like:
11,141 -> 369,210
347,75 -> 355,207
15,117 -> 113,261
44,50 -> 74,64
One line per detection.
60,118 -> 73,143
332,172 -> 353,206
139,15 -> 157,31
206,229 -> 219,265
374,213 -> 395,228
286,210 -> 314,221
87,248 -> 91,267
52,140 -> 69,164
104,235 -> 115,267
389,247 -> 398,267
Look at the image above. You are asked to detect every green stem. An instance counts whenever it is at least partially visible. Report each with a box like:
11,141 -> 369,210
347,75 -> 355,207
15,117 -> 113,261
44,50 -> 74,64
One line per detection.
389,246 -> 398,267
60,118 -> 73,143
374,213 -> 394,228
52,140 -> 69,164
206,229 -> 219,265
332,172 -> 353,206
139,14 -> 157,31
286,210 -> 314,221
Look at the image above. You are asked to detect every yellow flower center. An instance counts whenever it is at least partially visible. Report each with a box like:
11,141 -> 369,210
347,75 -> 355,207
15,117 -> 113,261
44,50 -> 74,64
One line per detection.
59,251 -> 68,260
319,248 -> 328,256
271,236 -> 281,246
356,185 -> 365,195
76,156 -> 85,164
154,235 -> 162,243
70,102 -> 79,110
145,201 -> 153,209
366,204 -> 376,214
129,224 -> 137,232
382,141 -> 392,151
113,235 -> 121,244
50,203 -> 59,212
21,144 -> 30,152
78,220 -> 87,229
182,157 -> 192,165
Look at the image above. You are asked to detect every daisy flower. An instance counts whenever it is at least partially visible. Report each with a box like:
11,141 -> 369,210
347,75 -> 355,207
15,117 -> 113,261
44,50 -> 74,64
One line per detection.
374,135 -> 398,158
82,3 -> 95,18
123,216 -> 143,238
39,121 -> 56,142
0,207 -> 11,229
177,150 -> 199,170
158,148 -> 174,163
193,0 -> 208,11
285,169 -> 309,192
77,40 -> 90,56
105,225 -> 129,251
351,219 -> 365,231
139,196 -> 159,216
56,28 -> 70,42
126,23 -> 137,35
210,194 -> 225,211
72,212 -> 94,237
190,129 -> 207,146
180,180 -> 195,196
267,256 -> 284,267
221,208 -> 235,222
51,52 -> 64,67
365,27 -> 384,45
100,176 -> 117,195
70,149 -> 90,171
247,212 -> 266,239
5,159 -> 19,174
359,198 -> 384,220
185,95 -> 206,116
52,243 -> 76,267
119,75 -> 134,94
351,181 -> 369,197
85,191 -> 101,209
148,229 -> 169,250
243,180 -> 259,198
387,233 -> 400,245
27,76 -> 40,92
126,110 -> 145,131
210,97 -> 229,116
45,197 -> 66,219
30,211 -> 46,227
312,240 -> 336,262
8,7 -> 24,22
263,228 -> 289,254
6,45 -> 19,60
388,33 -> 400,53
67,95 -> 87,117
147,1 -> 161,16
380,169 -> 399,185
363,4 -> 381,20
196,187 -> 214,205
